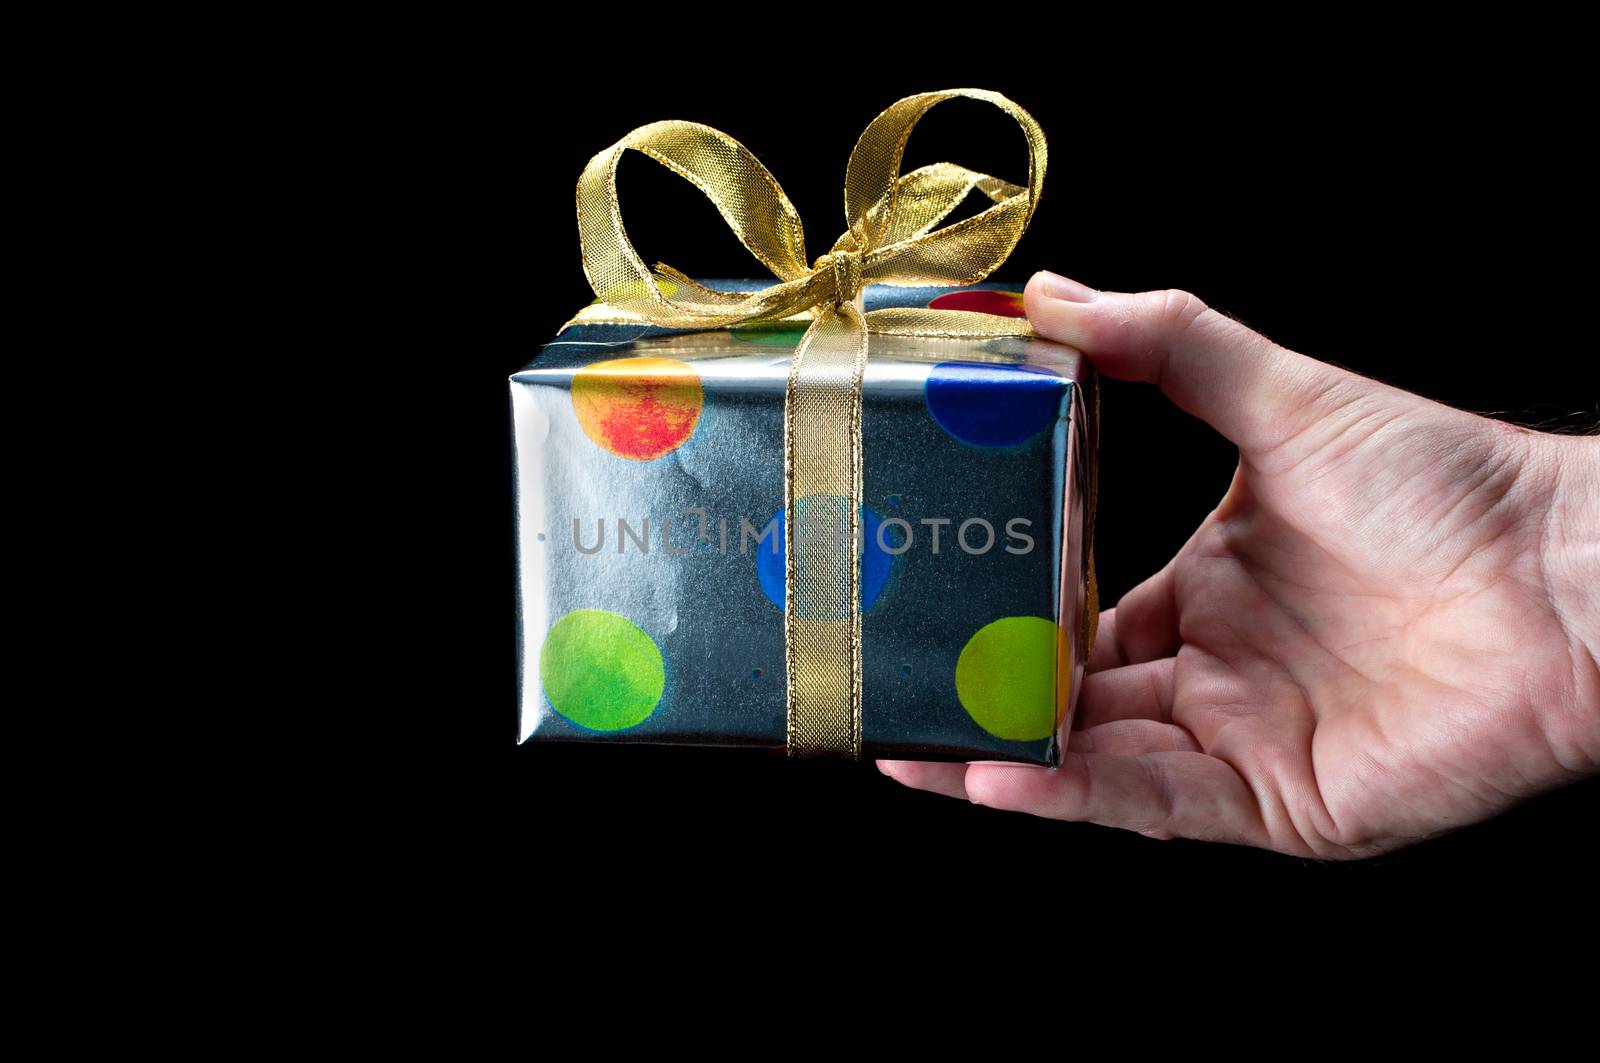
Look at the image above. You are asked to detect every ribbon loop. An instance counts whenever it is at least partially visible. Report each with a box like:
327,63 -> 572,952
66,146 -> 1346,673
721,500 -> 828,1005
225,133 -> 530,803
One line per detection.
844,89 -> 1046,287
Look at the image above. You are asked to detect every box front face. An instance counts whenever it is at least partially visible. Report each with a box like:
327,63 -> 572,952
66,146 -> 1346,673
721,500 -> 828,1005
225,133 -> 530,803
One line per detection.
513,283 -> 1091,765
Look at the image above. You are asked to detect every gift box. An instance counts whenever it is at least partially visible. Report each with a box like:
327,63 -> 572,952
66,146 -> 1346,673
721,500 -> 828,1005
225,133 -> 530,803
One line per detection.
513,87 -> 1097,766
512,278 -> 1097,766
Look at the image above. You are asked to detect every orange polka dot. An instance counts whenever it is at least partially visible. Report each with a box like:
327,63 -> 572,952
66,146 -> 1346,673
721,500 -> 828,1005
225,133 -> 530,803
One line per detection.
570,357 -> 703,460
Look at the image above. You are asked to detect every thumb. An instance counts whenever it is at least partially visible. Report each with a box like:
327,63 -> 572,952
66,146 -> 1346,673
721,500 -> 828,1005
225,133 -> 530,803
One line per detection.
1023,271 -> 1342,456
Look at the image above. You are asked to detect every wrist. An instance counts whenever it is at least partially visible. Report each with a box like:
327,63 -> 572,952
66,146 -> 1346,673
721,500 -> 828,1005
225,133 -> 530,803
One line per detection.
1535,431 -> 1600,763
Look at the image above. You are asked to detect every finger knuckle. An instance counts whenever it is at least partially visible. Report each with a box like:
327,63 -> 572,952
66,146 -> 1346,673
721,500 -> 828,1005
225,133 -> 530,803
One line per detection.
1156,288 -> 1210,337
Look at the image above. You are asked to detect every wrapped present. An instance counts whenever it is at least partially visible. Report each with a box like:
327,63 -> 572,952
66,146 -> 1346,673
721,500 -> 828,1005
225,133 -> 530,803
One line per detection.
511,89 -> 1099,766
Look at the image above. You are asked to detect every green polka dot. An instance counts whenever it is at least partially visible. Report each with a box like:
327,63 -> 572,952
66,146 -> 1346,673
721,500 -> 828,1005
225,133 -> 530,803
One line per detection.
540,610 -> 665,732
955,616 -> 1066,742
731,321 -> 810,346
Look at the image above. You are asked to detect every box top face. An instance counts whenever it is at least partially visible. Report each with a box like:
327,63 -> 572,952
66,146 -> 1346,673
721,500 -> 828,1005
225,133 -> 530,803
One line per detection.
516,279 -> 1083,386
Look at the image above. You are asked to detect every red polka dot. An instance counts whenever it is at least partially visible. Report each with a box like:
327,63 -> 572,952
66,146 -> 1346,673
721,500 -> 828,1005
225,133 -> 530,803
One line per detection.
928,289 -> 1027,317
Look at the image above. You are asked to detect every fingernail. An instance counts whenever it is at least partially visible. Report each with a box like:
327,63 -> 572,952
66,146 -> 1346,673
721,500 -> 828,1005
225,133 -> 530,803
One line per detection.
1035,270 -> 1099,303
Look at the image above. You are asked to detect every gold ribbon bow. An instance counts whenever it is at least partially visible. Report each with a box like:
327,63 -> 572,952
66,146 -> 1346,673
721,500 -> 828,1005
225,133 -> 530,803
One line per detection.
572,88 -> 1067,759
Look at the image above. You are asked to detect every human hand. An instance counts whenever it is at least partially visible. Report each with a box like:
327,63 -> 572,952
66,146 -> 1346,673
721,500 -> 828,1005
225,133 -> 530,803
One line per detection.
878,271 -> 1600,858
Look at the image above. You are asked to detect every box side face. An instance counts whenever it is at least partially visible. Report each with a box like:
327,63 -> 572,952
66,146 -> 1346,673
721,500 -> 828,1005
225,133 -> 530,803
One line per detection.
856,361 -> 1072,766
512,365 -> 788,749
515,280 -> 1089,765
1056,363 -> 1095,759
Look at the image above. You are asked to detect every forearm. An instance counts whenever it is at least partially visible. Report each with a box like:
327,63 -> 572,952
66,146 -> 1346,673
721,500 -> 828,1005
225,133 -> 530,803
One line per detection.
1538,432 -> 1600,768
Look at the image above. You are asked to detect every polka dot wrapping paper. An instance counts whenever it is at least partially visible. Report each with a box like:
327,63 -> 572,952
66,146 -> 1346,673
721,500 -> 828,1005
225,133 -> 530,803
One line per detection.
511,280 -> 1097,766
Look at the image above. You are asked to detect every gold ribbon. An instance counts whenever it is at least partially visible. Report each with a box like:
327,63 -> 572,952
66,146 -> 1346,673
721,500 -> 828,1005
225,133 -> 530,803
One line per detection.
571,88 -> 1077,759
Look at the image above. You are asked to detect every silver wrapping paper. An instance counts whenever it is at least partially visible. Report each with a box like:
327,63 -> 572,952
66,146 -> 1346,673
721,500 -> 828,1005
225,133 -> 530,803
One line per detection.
511,281 -> 1095,766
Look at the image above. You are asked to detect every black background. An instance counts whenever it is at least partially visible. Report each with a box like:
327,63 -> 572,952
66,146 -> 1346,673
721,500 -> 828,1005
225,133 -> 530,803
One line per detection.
450,49 -> 1596,919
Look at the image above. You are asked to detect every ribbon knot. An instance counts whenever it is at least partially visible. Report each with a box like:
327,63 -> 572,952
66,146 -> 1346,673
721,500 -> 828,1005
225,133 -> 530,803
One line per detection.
815,247 -> 865,307
570,89 -> 1075,760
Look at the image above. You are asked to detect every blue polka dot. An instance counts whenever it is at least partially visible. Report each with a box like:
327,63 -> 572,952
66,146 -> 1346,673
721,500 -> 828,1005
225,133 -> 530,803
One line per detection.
924,362 -> 1065,447
755,501 -> 891,611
